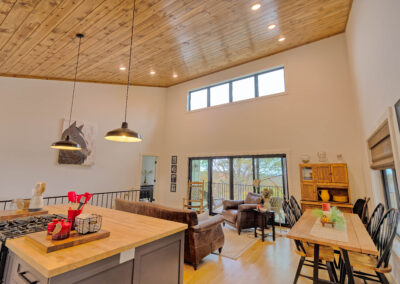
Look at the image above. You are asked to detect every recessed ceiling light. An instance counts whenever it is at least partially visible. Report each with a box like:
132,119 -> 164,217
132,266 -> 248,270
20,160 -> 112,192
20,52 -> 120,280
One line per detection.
278,37 -> 286,42
268,24 -> 276,30
119,67 -> 126,71
173,73 -> 178,78
251,3 -> 261,10
150,70 -> 156,75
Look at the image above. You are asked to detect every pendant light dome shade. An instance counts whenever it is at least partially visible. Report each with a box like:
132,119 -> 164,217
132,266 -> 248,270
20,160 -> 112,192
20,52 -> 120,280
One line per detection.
51,33 -> 84,151
104,0 -> 142,143
51,135 -> 81,150
104,122 -> 142,142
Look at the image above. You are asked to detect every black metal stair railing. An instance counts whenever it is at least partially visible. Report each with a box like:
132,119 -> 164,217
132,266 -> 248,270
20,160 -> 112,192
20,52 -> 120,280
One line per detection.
0,188 -> 153,211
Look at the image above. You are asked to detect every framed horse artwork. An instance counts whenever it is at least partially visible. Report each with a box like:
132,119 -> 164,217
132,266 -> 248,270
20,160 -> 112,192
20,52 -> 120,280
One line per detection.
57,119 -> 96,166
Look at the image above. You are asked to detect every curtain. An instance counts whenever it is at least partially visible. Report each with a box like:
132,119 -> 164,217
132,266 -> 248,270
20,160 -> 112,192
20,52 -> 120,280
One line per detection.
368,122 -> 394,170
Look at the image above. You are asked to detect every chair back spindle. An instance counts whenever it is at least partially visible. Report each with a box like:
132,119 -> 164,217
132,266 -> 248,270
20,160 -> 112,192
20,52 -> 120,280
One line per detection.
283,199 -> 297,228
353,197 -> 367,218
289,195 -> 302,221
366,203 -> 384,240
360,197 -> 371,224
375,209 -> 400,268
283,199 -> 306,254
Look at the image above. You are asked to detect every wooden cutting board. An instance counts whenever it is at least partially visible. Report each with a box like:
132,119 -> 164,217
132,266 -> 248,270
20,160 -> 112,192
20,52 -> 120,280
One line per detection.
26,230 -> 110,253
0,210 -> 48,221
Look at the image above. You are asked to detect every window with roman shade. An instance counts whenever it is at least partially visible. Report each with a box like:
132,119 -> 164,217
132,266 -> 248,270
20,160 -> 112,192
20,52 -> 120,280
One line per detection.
368,122 -> 394,170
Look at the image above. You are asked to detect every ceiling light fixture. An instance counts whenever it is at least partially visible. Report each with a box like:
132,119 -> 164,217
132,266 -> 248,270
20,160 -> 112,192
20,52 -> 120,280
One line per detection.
120,66 -> 126,71
173,73 -> 178,78
150,70 -> 155,75
268,24 -> 276,30
51,34 -> 84,151
105,0 -> 142,143
251,3 -> 261,10
278,37 -> 286,42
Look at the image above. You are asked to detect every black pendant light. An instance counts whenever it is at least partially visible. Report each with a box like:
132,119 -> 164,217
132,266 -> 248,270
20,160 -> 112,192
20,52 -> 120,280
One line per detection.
51,34 -> 84,151
104,0 -> 142,143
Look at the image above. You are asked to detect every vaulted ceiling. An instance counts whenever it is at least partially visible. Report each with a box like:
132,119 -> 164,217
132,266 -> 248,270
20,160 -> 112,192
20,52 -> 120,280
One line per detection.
0,0 -> 352,87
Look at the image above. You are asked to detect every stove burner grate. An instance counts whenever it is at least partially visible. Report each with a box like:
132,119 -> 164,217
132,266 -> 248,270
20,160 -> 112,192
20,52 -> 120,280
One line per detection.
0,214 -> 66,242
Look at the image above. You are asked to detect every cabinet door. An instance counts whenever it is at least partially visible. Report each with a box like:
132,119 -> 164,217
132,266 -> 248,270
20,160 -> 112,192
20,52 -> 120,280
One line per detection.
315,165 -> 332,183
300,166 -> 314,183
133,232 -> 184,284
7,252 -> 47,284
331,164 -> 348,184
301,183 -> 317,201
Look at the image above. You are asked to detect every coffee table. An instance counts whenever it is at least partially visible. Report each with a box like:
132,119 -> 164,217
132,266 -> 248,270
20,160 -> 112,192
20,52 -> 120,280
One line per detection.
253,209 -> 275,242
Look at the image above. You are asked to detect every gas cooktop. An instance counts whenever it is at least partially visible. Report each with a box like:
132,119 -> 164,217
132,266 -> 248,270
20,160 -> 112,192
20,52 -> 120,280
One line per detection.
0,214 -> 66,242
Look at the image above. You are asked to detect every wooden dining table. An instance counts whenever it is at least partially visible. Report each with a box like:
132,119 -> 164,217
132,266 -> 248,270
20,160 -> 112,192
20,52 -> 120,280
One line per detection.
287,209 -> 378,284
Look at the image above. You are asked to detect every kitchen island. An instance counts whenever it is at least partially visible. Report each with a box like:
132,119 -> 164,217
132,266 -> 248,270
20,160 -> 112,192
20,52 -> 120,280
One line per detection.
4,204 -> 187,284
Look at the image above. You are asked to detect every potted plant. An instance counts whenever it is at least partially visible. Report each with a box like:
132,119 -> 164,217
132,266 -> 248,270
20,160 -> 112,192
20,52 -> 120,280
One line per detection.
261,188 -> 273,210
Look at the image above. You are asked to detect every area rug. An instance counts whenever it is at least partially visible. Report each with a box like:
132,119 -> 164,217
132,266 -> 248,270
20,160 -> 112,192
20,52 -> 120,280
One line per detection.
215,226 -> 259,260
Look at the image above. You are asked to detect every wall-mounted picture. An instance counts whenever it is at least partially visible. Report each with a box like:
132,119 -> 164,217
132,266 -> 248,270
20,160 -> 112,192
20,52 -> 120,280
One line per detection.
171,164 -> 177,173
171,174 -> 177,183
395,99 -> 400,132
170,155 -> 177,192
58,119 -> 96,166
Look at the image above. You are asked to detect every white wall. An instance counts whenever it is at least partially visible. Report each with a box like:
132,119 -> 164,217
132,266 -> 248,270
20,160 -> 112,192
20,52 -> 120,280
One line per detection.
0,77 -> 166,199
346,0 -> 400,204
159,34 -> 366,209
345,0 -> 400,282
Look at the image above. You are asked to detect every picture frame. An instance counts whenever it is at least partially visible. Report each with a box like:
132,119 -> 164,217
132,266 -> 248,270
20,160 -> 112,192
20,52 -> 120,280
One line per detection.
171,173 -> 177,183
171,155 -> 177,164
170,183 -> 176,192
58,119 -> 96,166
171,164 -> 177,173
395,99 -> 400,133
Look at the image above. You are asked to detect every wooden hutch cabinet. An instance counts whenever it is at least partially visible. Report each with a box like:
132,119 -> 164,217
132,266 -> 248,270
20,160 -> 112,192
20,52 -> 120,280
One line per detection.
299,163 -> 353,213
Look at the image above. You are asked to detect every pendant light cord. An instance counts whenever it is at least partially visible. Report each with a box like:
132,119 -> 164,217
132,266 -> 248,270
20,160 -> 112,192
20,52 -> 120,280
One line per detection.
124,0 -> 137,123
68,34 -> 83,127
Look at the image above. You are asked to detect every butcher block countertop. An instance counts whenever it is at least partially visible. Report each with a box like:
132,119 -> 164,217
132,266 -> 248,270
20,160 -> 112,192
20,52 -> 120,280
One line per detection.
6,204 -> 187,278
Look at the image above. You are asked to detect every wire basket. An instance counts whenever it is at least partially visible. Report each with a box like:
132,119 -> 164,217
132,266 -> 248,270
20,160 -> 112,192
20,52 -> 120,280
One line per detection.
75,214 -> 102,235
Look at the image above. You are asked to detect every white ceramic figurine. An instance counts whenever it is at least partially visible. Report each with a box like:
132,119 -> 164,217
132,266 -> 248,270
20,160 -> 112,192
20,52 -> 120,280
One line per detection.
29,182 -> 46,211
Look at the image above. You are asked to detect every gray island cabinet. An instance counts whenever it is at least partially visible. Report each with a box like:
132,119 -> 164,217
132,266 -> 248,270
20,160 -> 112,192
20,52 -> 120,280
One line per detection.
5,205 -> 187,284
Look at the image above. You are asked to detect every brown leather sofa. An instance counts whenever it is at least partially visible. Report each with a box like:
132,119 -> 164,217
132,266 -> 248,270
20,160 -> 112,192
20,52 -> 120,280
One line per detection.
222,192 -> 263,234
115,199 -> 224,270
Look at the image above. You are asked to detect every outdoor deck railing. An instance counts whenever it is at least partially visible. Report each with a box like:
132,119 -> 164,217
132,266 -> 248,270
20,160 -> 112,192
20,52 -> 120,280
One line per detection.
0,189 -> 153,211
192,182 -> 284,212
210,183 -> 284,200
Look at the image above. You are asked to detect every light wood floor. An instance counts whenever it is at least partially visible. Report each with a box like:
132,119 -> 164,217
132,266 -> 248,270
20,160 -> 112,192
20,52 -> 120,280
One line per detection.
183,229 -> 367,284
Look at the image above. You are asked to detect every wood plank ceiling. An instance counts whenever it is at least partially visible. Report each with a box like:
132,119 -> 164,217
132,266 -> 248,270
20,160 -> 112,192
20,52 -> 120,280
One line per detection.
0,0 -> 352,87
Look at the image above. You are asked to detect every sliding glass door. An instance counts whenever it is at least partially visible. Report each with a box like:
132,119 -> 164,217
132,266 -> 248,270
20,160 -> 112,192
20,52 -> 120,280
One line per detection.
233,157 -> 254,200
255,157 -> 286,197
189,154 -> 288,220
189,159 -> 209,210
255,157 -> 287,223
212,158 -> 230,213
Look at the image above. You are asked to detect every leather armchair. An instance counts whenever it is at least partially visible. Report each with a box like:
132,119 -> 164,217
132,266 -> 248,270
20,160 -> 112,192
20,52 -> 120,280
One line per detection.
222,192 -> 263,234
115,198 -> 224,270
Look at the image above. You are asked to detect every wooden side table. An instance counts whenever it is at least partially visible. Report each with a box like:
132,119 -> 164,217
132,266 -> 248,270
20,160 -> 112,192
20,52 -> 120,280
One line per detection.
253,209 -> 275,242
